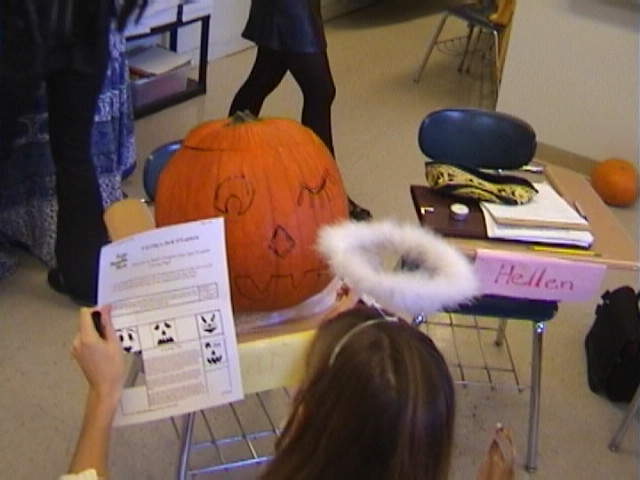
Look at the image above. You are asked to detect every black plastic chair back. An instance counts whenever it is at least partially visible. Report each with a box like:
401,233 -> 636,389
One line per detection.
418,108 -> 536,170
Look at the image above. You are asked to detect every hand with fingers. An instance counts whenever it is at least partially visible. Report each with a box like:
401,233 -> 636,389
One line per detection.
71,306 -> 125,403
65,307 -> 125,479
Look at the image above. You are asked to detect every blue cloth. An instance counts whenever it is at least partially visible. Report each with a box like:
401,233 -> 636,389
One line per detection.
0,27 -> 135,281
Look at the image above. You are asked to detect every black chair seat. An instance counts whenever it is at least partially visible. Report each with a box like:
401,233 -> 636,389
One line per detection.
450,295 -> 558,322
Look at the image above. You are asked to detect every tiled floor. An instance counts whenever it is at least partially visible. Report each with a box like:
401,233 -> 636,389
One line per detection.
1,3 -> 638,479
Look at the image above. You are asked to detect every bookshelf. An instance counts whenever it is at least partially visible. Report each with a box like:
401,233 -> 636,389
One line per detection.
126,8 -> 211,119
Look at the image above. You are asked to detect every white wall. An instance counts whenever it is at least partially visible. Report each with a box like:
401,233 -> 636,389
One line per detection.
174,0 -> 251,61
496,0 -> 639,163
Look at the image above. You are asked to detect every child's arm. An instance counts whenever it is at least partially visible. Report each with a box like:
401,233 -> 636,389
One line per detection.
67,307 -> 125,478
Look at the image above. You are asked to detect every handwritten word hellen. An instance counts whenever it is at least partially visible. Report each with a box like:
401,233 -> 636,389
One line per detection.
493,264 -> 574,291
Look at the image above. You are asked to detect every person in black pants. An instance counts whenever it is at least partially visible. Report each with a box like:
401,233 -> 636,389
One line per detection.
0,1 -> 146,304
229,0 -> 372,221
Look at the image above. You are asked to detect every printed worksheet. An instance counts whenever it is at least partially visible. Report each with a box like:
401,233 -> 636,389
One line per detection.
97,218 -> 243,426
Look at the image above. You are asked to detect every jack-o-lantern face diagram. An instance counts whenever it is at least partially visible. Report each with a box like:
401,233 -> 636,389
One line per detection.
117,327 -> 141,353
151,321 -> 176,346
198,310 -> 222,336
201,339 -> 226,368
155,113 -> 349,313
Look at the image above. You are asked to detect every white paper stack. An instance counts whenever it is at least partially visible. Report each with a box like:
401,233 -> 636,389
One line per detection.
128,45 -> 192,76
480,182 -> 594,248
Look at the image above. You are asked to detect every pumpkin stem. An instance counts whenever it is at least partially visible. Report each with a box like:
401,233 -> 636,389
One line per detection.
229,110 -> 258,125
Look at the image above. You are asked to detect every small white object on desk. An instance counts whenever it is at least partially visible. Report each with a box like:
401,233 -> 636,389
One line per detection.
450,203 -> 470,221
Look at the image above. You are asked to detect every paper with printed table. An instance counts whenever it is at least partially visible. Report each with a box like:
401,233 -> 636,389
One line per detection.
98,218 -> 243,426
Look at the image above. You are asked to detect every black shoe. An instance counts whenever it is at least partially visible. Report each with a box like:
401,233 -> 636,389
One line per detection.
47,268 -> 95,307
348,197 -> 372,222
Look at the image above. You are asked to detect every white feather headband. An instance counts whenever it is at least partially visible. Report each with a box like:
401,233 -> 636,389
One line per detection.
316,220 -> 479,316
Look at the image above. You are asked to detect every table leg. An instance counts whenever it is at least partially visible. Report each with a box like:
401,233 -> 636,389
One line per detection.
176,412 -> 196,480
608,384 -> 640,452
526,321 -> 544,473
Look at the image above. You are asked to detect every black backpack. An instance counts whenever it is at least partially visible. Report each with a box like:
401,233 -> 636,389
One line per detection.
585,286 -> 640,402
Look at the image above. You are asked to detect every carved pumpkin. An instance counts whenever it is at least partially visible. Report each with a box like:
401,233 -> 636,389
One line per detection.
154,112 -> 349,313
590,158 -> 638,207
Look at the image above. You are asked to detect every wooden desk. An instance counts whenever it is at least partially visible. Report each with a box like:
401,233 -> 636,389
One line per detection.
236,292 -> 357,395
411,161 -> 638,473
440,163 -> 638,271
176,291 -> 357,479
104,199 -> 360,478
104,199 -> 358,397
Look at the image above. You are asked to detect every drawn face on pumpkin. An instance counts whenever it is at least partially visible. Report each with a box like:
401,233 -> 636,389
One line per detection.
212,168 -> 342,311
154,115 -> 349,313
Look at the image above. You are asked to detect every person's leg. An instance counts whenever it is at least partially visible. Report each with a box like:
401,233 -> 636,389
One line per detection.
228,47 -> 288,117
286,51 -> 336,154
46,66 -> 109,303
287,51 -> 371,221
0,77 -> 42,162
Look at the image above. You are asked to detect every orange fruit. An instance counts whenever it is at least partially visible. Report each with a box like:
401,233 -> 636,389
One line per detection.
590,158 -> 638,207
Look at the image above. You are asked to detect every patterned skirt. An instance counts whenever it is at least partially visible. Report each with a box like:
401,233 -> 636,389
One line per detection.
0,26 -> 135,281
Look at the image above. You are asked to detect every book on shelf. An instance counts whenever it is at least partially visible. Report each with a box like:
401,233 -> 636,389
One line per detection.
128,45 -> 192,77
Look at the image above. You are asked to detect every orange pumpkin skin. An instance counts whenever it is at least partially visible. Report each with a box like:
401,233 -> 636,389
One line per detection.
154,114 -> 348,313
590,158 -> 639,207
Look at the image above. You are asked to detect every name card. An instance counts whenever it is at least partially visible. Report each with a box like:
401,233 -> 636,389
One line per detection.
474,249 -> 607,301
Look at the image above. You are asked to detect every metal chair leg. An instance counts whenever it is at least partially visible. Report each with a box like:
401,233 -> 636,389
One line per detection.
176,412 -> 196,480
494,318 -> 508,346
491,30 -> 501,92
526,321 -> 544,473
413,13 -> 449,82
457,24 -> 476,72
608,384 -> 640,452
463,27 -> 485,74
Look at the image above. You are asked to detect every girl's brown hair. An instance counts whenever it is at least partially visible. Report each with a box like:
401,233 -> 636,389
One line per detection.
261,305 -> 455,480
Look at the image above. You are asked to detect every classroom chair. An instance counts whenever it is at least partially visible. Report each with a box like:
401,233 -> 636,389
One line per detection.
417,107 -> 558,472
